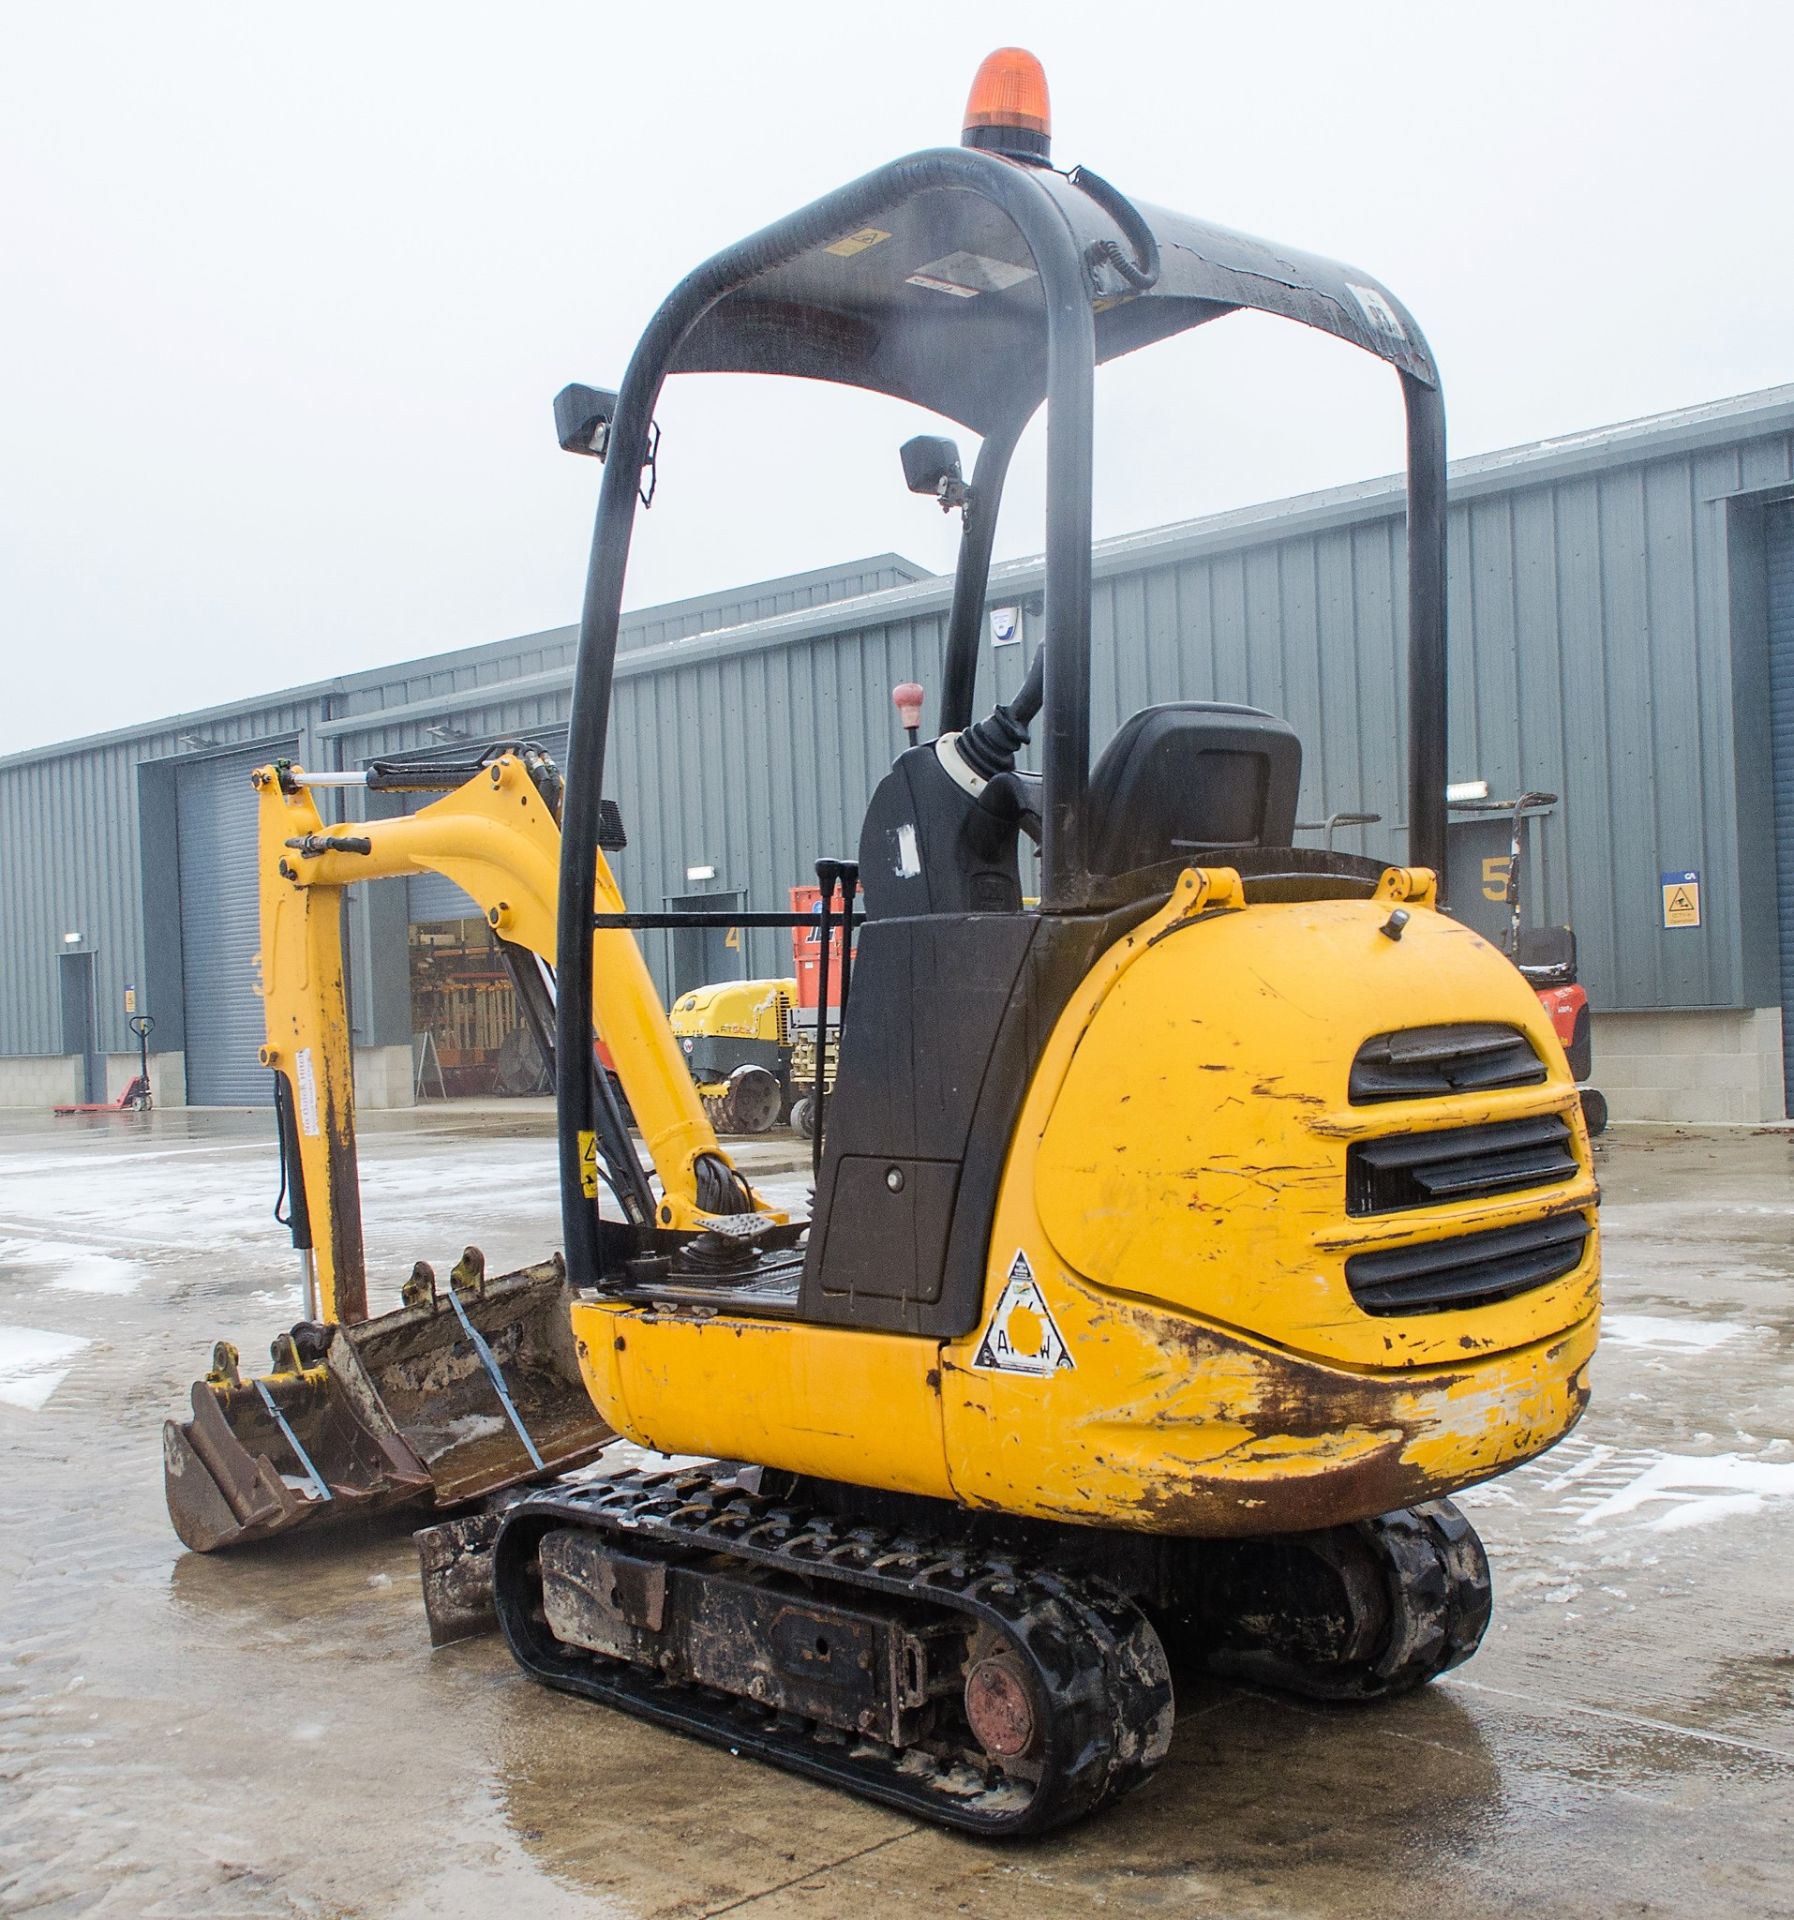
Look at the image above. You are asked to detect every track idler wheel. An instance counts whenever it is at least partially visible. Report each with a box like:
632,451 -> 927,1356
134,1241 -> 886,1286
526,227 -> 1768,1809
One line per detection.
1183,1498 -> 1492,1702
964,1640 -> 1038,1761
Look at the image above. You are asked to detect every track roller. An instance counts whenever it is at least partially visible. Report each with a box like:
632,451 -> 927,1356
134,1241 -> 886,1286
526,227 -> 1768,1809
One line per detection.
492,1467 -> 1173,1836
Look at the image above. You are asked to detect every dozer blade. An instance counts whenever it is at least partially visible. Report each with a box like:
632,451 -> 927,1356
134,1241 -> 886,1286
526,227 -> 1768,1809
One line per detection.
163,1251 -> 611,1553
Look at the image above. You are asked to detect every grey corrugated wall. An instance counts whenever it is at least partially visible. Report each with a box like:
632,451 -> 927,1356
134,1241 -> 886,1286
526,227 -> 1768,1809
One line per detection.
6,392 -> 1794,1058
546,398 -> 1794,1012
0,705 -> 317,1058
0,559 -> 914,1060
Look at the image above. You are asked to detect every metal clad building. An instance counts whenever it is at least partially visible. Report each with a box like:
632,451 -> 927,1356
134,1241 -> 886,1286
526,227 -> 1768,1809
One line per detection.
5,388 -> 1794,1121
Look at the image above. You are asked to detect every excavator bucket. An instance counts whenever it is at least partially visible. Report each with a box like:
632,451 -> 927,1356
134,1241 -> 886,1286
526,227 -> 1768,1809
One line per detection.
164,1250 -> 610,1553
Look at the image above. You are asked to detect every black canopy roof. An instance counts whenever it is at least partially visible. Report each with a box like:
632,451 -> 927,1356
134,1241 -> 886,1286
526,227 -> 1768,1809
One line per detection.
669,154 -> 1436,436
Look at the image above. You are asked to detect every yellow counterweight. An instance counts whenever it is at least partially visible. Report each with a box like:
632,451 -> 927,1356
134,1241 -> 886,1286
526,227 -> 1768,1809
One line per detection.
569,866 -> 1597,1537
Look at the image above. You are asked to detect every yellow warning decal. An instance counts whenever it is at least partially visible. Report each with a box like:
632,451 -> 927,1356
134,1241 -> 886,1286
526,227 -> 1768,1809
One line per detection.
1660,869 -> 1701,929
825,227 -> 890,258
1662,884 -> 1699,927
578,1129 -> 599,1199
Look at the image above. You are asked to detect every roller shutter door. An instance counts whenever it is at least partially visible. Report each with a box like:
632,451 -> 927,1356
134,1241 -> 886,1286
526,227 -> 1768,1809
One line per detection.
177,747 -> 277,1105
405,839 -> 481,925
1768,501 -> 1794,1117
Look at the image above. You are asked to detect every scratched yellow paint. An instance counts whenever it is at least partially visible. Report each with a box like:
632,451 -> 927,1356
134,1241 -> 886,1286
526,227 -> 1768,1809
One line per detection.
571,1301 -> 956,1497
1030,887 -> 1598,1371
581,866 -> 1601,1536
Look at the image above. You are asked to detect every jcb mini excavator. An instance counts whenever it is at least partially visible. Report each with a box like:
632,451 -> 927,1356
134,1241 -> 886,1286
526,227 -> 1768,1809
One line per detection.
162,743 -> 765,1550
436,49 -> 1601,1837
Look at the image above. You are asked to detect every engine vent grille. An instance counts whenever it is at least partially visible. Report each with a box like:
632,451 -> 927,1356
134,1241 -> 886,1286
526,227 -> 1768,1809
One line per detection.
1350,1023 -> 1545,1103
1345,1214 -> 1591,1316
1346,1114 -> 1576,1216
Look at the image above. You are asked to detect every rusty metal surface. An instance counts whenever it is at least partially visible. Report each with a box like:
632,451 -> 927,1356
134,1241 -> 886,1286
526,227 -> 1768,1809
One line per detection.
1035,1298 -> 1599,1540
964,1655 -> 1035,1758
162,1367 -> 432,1553
496,1469 -> 1174,1835
536,1525 -> 911,1742
416,1508 -> 506,1646
166,1255 -> 610,1552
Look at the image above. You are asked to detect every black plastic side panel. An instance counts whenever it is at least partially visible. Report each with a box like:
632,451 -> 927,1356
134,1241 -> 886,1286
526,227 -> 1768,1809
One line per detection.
800,904 -> 1162,1338
801,916 -> 1037,1335
857,749 -> 1025,920
1566,1004 -> 1593,1083
816,1157 -> 960,1303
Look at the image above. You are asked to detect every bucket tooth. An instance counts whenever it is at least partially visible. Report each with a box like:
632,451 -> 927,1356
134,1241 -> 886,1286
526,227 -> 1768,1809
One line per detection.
401,1261 -> 438,1311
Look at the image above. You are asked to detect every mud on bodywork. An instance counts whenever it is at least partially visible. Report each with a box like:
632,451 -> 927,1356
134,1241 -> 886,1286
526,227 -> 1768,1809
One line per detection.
941,1271 -> 1600,1538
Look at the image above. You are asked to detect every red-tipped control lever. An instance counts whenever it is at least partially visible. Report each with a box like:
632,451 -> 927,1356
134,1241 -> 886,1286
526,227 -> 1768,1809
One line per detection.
893,682 -> 925,748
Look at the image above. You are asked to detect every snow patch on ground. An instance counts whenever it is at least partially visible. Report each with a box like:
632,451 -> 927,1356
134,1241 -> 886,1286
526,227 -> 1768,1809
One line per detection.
1577,1451 -> 1794,1534
0,1324 -> 92,1411
0,1237 -> 144,1297
750,1178 -> 812,1218
1601,1313 -> 1750,1354
585,1442 -> 712,1479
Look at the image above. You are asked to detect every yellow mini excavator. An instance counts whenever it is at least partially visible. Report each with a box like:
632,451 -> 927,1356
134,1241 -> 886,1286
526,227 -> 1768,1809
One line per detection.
162,743 -> 767,1551
427,47 -> 1602,1837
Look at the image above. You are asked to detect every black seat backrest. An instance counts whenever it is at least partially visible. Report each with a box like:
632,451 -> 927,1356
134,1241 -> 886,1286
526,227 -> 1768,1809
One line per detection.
1087,703 -> 1301,877
1515,923 -> 1577,985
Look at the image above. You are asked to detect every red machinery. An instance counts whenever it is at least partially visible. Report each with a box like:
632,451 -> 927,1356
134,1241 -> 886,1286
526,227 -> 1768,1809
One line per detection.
54,1014 -> 154,1116
1465,790 -> 1607,1137
790,881 -> 858,1009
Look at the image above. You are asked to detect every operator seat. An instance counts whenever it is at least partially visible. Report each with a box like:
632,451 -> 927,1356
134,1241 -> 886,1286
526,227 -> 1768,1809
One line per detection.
1086,702 -> 1301,879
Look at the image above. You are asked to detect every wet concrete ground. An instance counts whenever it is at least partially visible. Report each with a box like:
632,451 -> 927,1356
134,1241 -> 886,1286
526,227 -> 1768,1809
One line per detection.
2,1110 -> 1791,1918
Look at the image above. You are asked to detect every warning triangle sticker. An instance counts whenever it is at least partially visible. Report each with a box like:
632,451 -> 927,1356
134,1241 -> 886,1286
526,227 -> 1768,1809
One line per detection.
972,1251 -> 1075,1376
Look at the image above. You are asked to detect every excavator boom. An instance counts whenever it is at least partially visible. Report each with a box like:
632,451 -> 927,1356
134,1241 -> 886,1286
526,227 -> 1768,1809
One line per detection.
164,746 -> 769,1552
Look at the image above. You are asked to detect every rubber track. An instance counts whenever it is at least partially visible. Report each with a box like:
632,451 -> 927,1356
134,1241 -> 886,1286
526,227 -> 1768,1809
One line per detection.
1208,1497 -> 1492,1701
493,1467 -> 1174,1837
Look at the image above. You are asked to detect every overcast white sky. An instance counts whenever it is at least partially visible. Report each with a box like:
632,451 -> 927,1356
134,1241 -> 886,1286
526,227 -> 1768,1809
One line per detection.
2,2 -> 1790,757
